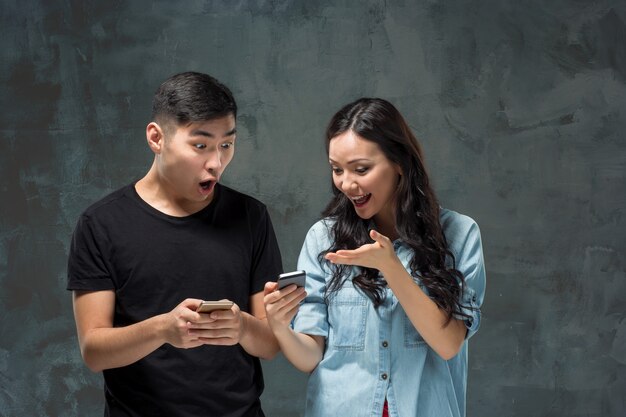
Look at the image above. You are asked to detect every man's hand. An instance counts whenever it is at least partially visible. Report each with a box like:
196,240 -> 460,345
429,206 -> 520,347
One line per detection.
161,298 -> 207,349
186,300 -> 245,345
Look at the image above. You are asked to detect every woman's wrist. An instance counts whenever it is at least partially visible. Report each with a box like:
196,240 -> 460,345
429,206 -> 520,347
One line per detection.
380,256 -> 407,282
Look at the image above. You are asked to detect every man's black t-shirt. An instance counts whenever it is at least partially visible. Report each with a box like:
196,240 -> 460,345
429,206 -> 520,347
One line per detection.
67,183 -> 283,417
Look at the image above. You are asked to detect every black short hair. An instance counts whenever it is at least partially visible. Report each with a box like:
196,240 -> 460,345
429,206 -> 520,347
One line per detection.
151,72 -> 237,130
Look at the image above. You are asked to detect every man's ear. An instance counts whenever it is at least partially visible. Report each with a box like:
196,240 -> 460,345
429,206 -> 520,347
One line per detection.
146,122 -> 165,154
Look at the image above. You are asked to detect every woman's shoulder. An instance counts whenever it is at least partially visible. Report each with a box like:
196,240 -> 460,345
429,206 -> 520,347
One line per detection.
306,217 -> 335,237
300,218 -> 336,247
439,207 -> 477,229
439,208 -> 482,248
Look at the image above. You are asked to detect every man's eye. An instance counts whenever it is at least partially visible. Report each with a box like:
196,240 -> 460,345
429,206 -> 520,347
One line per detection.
221,142 -> 234,149
194,144 -> 206,149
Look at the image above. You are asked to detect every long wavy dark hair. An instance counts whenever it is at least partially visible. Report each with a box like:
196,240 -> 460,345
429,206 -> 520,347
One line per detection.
321,98 -> 470,323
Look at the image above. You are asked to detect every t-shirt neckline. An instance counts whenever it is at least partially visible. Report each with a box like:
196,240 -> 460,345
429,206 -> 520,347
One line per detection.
127,181 -> 221,222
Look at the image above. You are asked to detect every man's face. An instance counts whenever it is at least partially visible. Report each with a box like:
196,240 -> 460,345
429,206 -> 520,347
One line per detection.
157,114 -> 236,209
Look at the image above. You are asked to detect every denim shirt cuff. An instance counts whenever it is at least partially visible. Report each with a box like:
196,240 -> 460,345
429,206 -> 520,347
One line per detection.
455,286 -> 481,339
293,303 -> 329,336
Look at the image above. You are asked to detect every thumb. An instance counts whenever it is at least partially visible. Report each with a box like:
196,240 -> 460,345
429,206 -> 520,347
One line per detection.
369,229 -> 389,246
264,281 -> 278,295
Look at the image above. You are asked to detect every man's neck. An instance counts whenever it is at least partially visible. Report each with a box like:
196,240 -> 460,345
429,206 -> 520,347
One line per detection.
135,165 -> 213,217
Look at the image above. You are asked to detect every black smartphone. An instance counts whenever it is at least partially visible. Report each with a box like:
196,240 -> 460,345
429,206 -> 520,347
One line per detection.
277,270 -> 306,289
196,300 -> 234,313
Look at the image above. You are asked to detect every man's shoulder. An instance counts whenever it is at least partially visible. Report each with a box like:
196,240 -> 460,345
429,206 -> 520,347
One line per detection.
218,184 -> 268,213
81,184 -> 135,219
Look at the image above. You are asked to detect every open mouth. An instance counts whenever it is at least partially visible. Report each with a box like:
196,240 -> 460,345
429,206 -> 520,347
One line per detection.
199,180 -> 215,195
350,193 -> 371,207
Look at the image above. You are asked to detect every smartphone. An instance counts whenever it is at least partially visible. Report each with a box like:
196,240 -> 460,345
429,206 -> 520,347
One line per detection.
196,300 -> 234,313
277,270 -> 306,289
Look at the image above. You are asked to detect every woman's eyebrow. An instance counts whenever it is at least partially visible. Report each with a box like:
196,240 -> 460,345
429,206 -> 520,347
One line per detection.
329,157 -> 371,164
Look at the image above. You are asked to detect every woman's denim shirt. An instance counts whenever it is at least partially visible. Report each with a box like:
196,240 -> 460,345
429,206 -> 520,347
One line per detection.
293,209 -> 486,417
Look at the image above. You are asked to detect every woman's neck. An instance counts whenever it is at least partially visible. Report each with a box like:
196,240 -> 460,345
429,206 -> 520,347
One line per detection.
373,210 -> 399,241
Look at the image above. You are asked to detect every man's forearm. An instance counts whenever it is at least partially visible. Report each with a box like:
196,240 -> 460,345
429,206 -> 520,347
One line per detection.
79,314 -> 168,372
238,312 -> 280,360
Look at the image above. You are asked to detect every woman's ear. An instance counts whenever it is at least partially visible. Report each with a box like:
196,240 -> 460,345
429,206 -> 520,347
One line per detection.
146,122 -> 165,154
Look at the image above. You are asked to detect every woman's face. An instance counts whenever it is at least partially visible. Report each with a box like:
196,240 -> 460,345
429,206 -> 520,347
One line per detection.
328,130 -> 401,225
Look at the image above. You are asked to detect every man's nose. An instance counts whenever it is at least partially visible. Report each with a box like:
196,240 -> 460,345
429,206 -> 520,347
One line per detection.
205,152 -> 222,172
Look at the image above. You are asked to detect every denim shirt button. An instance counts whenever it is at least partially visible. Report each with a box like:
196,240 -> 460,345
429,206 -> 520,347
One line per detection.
381,373 -> 388,380
382,340 -> 388,348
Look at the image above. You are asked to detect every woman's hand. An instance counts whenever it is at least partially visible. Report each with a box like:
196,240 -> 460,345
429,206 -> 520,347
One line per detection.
324,229 -> 402,272
263,282 -> 306,334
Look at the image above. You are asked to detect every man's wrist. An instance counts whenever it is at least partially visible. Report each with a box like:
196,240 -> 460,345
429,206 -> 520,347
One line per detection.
152,313 -> 171,345
239,311 -> 253,341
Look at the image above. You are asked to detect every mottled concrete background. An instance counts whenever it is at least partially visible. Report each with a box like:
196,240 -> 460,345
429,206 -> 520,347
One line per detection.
1,0 -> 625,416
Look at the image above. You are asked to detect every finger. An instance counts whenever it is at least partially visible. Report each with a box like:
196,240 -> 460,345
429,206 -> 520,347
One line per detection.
369,229 -> 390,246
284,302 -> 302,318
333,249 -> 358,257
280,284 -> 304,296
181,310 -> 203,323
187,321 -> 222,330
181,298 -> 204,310
266,284 -> 300,304
264,281 -> 278,295
334,243 -> 376,257
194,313 -> 217,323
199,337 -> 237,346
324,253 -> 357,265
325,251 -> 354,262
191,328 -> 236,339
209,308 -> 235,320
278,288 -> 306,310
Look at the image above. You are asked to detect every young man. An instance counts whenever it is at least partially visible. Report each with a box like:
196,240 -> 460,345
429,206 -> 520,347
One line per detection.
67,72 -> 283,416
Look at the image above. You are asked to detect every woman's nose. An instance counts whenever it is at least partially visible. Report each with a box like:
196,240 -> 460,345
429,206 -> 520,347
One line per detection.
341,178 -> 358,193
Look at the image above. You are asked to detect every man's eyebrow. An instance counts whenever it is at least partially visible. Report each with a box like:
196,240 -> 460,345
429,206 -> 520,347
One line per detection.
190,127 -> 237,138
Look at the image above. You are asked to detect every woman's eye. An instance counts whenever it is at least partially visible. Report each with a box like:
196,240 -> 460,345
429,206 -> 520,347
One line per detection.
331,167 -> 343,174
194,144 -> 206,149
355,167 -> 369,174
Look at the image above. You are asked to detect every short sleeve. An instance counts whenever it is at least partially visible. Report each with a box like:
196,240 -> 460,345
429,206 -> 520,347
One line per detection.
453,221 -> 486,339
67,214 -> 116,291
292,222 -> 330,338
249,206 -> 283,295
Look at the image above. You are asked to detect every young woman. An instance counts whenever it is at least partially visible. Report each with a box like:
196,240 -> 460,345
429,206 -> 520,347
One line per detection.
264,98 -> 486,417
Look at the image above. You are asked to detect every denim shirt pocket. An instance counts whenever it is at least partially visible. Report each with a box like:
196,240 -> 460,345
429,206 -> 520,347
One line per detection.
328,287 -> 367,351
403,280 -> 427,348
403,315 -> 427,348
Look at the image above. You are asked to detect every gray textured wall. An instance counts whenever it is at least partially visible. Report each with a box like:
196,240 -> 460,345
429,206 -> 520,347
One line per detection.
1,0 -> 625,416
